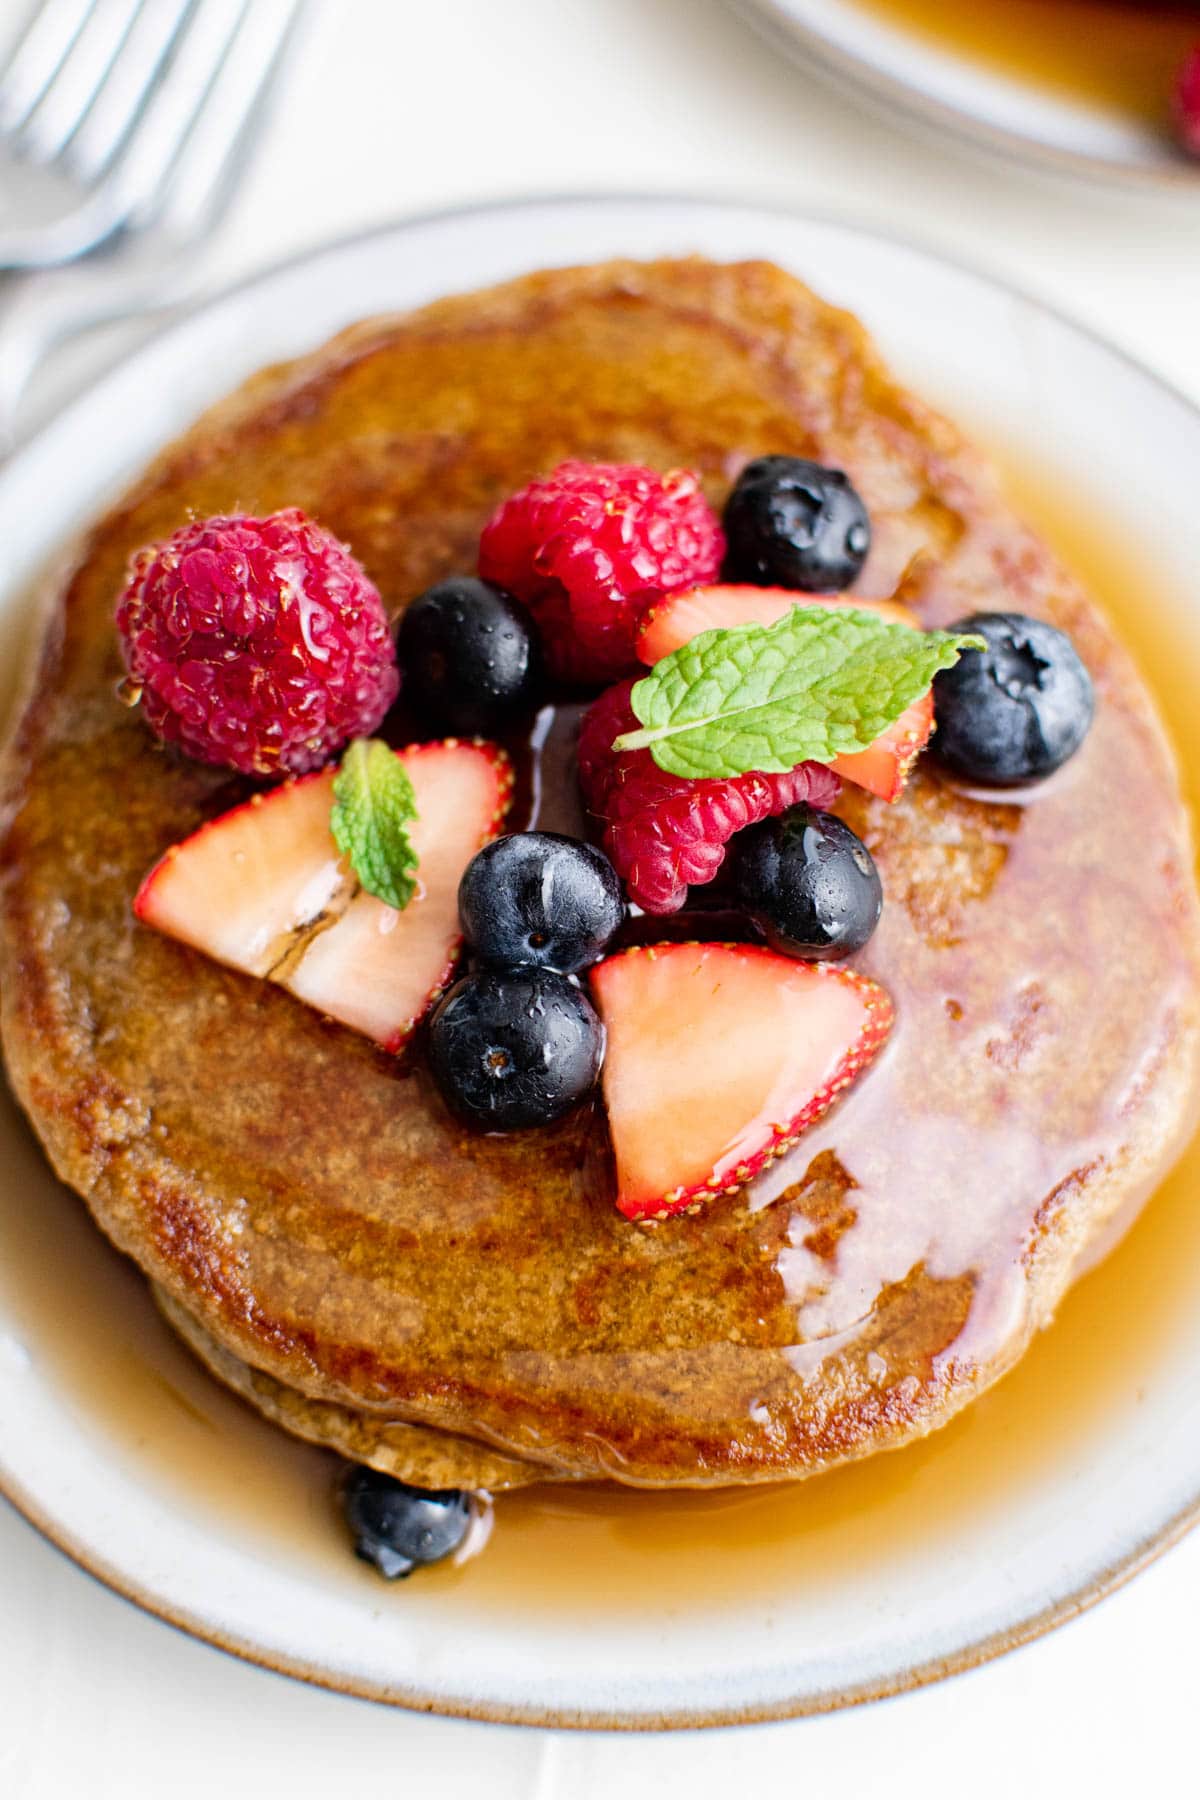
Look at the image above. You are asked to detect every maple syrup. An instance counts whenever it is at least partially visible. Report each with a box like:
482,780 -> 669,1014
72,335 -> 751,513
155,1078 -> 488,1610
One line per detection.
2,444 -> 1200,1629
857,0 -> 1198,125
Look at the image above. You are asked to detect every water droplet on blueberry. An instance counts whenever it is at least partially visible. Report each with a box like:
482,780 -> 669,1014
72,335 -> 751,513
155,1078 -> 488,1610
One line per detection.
396,577 -> 541,735
732,805 -> 882,960
458,832 -> 624,976
429,964 -> 604,1130
723,455 -> 871,590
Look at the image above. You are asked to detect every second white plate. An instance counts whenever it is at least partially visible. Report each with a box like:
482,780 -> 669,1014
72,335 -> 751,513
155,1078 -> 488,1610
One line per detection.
734,0 -> 1200,185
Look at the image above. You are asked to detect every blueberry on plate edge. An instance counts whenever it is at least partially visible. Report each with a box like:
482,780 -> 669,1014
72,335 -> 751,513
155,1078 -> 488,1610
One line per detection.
342,1466 -> 472,1579
723,455 -> 871,592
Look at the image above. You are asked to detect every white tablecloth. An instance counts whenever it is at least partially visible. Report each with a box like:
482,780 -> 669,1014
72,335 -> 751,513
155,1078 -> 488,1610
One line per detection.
4,3 -> 1199,1793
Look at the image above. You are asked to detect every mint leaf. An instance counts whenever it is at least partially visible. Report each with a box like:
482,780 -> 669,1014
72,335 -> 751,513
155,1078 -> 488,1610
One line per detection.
613,606 -> 984,780
330,738 -> 419,910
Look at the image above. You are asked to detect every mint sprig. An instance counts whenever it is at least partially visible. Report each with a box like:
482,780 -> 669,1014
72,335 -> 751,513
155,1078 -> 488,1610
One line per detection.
330,738 -> 419,911
613,606 -> 984,780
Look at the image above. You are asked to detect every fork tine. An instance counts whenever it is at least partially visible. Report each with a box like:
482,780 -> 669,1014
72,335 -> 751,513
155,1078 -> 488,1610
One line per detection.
96,0 -> 251,229
0,0 -> 96,138
16,0 -> 141,168
65,0 -> 194,187
0,0 -> 297,270
147,0 -> 304,236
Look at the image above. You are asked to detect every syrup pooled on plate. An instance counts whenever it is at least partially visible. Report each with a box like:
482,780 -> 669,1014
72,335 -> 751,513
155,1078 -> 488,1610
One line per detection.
1,452 -> 1198,1619
858,0 -> 1199,127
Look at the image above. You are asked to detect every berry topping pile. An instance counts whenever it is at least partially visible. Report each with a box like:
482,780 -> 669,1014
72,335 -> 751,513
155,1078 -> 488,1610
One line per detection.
479,460 -> 724,682
117,509 -> 398,776
123,451 -> 1097,1244
577,677 -> 841,914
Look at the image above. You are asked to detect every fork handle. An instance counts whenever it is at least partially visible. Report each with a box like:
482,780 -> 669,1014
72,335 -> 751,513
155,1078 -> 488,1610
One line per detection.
0,253 -> 195,456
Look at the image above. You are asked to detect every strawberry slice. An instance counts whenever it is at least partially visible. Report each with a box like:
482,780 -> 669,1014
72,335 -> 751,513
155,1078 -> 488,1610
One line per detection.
636,584 -> 934,803
635,584 -> 919,658
832,688 -> 933,804
589,941 -> 893,1221
134,741 -> 512,1051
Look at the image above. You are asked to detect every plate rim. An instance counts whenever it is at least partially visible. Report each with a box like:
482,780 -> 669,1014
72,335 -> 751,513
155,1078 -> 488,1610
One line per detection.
730,0 -> 1200,188
6,187 -> 1200,481
7,1440 -> 1200,1730
4,190 -> 1200,1729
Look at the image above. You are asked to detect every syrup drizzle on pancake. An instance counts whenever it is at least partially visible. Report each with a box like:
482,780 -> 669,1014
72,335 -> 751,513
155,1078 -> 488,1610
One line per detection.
482,522 -> 1198,1462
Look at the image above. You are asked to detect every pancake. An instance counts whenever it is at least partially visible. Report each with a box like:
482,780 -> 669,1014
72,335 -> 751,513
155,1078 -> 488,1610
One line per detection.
2,256 -> 1199,1491
152,1286 -> 558,1491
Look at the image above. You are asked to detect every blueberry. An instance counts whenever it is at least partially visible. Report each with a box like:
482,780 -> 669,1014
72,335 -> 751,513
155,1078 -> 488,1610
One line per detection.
733,804 -> 882,960
459,832 -> 624,975
342,1466 -> 471,1580
428,967 -> 604,1130
396,576 -> 540,735
723,456 -> 871,591
930,611 -> 1093,786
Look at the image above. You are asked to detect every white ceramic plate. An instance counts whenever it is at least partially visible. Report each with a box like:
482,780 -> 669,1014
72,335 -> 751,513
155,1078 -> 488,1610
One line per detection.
733,0 -> 1200,185
3,196 -> 1200,1729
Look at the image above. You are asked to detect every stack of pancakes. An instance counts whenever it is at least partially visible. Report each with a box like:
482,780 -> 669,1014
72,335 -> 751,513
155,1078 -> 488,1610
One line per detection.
2,258 -> 1198,1493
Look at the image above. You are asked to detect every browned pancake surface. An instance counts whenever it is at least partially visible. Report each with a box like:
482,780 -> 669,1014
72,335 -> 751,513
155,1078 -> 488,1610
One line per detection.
2,258 -> 1198,1487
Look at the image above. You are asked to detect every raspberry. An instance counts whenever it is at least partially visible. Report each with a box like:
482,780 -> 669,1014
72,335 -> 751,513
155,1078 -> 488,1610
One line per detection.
116,509 -> 399,777
1176,45 -> 1200,157
479,461 -> 724,684
577,681 -> 841,914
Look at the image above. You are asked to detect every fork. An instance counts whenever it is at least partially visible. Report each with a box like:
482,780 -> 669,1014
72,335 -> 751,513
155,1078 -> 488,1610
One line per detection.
0,0 -> 303,270
0,0 -> 304,447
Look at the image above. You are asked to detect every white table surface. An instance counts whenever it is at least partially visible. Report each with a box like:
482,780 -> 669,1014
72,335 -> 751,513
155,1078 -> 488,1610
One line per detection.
3,2 -> 1200,1793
